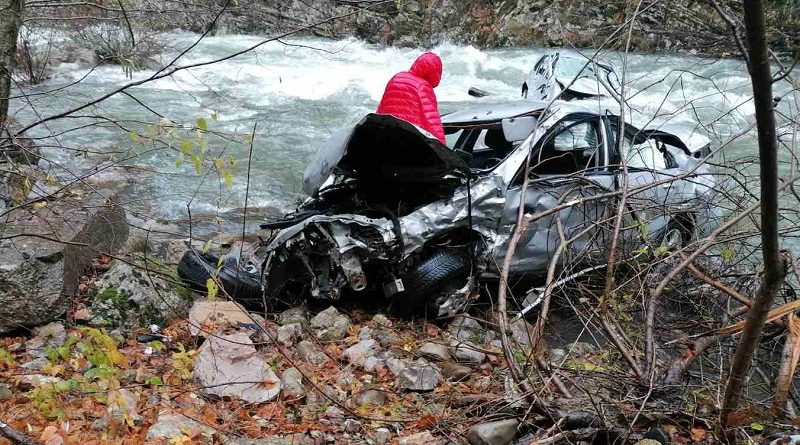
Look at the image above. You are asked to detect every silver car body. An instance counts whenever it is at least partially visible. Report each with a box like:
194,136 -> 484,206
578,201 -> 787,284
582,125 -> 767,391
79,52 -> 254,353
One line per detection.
256,99 -> 717,314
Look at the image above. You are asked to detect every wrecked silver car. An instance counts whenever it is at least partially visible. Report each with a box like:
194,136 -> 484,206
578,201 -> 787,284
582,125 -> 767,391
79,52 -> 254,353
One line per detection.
178,100 -> 717,316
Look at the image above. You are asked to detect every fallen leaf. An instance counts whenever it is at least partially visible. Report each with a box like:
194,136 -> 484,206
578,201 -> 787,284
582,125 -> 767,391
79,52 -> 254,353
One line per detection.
690,426 -> 707,442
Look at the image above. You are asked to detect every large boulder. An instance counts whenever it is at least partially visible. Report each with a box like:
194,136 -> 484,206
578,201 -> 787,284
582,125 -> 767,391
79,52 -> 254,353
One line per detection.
0,191 -> 128,333
90,258 -> 192,329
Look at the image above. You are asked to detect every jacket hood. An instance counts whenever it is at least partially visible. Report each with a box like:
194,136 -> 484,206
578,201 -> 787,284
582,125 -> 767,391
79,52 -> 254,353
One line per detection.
409,52 -> 442,88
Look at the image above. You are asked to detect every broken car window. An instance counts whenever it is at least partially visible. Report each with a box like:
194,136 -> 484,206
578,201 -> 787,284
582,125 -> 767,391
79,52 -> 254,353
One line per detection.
531,121 -> 601,176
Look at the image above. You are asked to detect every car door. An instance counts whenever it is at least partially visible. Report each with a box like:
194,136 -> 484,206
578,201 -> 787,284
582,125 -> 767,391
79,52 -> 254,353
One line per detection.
495,114 -> 615,275
606,119 -> 673,243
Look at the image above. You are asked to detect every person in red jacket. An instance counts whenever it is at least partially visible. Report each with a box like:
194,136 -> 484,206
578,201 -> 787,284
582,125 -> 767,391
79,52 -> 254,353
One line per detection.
376,52 -> 446,144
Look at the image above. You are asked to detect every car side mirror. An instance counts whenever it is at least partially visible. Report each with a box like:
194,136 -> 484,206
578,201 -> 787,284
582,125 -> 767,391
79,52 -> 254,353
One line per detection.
502,116 -> 537,143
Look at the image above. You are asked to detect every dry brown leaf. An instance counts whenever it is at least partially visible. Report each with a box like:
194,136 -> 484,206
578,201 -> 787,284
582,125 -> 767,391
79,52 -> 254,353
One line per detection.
690,426 -> 708,442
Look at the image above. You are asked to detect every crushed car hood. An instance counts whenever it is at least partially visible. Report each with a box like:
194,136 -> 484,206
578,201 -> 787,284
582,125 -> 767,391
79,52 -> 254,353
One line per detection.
302,113 -> 470,196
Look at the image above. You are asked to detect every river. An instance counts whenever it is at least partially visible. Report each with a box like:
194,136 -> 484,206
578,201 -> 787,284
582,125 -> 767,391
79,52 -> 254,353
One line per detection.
10,31 -> 797,237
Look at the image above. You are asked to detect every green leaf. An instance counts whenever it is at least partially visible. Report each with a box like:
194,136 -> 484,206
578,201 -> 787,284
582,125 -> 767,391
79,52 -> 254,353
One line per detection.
206,278 -> 218,300
211,112 -> 218,121
244,133 -> 253,145
190,154 -> 202,174
202,239 -> 213,254
721,247 -> 735,262
129,132 -> 140,143
196,117 -> 208,132
180,139 -> 192,154
750,423 -> 764,432
145,375 -> 163,386
222,170 -> 233,188
84,366 -> 115,380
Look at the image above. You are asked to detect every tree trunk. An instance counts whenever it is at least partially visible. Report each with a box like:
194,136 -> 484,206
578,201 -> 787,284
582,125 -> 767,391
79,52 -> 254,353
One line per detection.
720,0 -> 786,427
0,0 -> 23,128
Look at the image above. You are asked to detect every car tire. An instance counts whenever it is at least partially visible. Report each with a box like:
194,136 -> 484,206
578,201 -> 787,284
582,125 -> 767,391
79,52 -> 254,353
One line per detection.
177,250 -> 262,303
397,249 -> 472,314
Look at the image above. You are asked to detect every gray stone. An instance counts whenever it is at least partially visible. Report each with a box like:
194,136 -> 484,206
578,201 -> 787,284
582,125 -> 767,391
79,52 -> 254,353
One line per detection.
278,307 -> 307,326
93,259 -> 192,330
25,321 -> 66,358
90,418 -> 108,431
386,356 -> 409,376
419,342 -> 449,361
509,319 -> 538,347
373,328 -> 401,347
372,313 -> 392,327
310,306 -> 351,341
354,388 -> 386,406
451,341 -> 486,364
549,348 -> 566,366
447,316 -> 484,342
397,359 -> 442,391
467,419 -> 519,445
358,326 -> 373,340
281,367 -> 304,398
193,332 -> 281,403
363,356 -> 385,372
374,428 -> 392,444
146,412 -> 215,441
21,357 -> 49,370
297,340 -> 328,365
335,370 -> 357,387
0,191 -> 128,333
277,323 -> 303,346
323,405 -> 344,419
343,419 -> 361,433
0,383 -> 11,401
341,339 -> 379,366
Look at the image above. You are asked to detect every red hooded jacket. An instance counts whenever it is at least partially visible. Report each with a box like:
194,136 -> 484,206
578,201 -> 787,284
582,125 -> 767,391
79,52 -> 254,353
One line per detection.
376,52 -> 446,144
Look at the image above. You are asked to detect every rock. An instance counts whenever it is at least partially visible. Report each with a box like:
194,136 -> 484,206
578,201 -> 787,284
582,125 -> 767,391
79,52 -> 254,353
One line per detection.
341,339 -> 379,366
281,367 -> 304,398
343,419 -> 361,433
419,342 -> 449,361
193,332 -> 281,403
549,348 -> 566,366
374,428 -> 392,444
448,316 -> 484,342
25,322 -> 66,358
372,313 -> 392,327
323,406 -> 343,419
296,340 -> 328,365
90,418 -> 108,431
21,357 -> 49,370
358,326 -> 372,340
0,383 -> 11,401
17,374 -> 61,386
467,419 -> 519,445
440,362 -> 472,381
451,341 -> 486,364
633,441 -> 663,445
310,306 -> 351,341
363,356 -> 385,372
277,323 -> 303,345
0,191 -> 128,333
108,389 -> 141,424
509,319 -> 537,347
278,307 -> 307,326
373,328 -> 401,347
188,300 -> 257,337
386,356 -> 409,376
146,412 -> 215,441
354,388 -> 386,406
335,370 -> 356,387
92,259 -> 192,329
399,431 -> 446,445
397,359 -> 442,391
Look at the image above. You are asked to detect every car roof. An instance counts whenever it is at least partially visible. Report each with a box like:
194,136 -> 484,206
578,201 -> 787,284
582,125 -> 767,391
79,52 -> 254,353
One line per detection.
442,100 -> 548,125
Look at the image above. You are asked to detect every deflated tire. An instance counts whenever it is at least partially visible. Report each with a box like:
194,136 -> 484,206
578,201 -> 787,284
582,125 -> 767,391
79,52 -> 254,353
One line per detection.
177,250 -> 262,305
